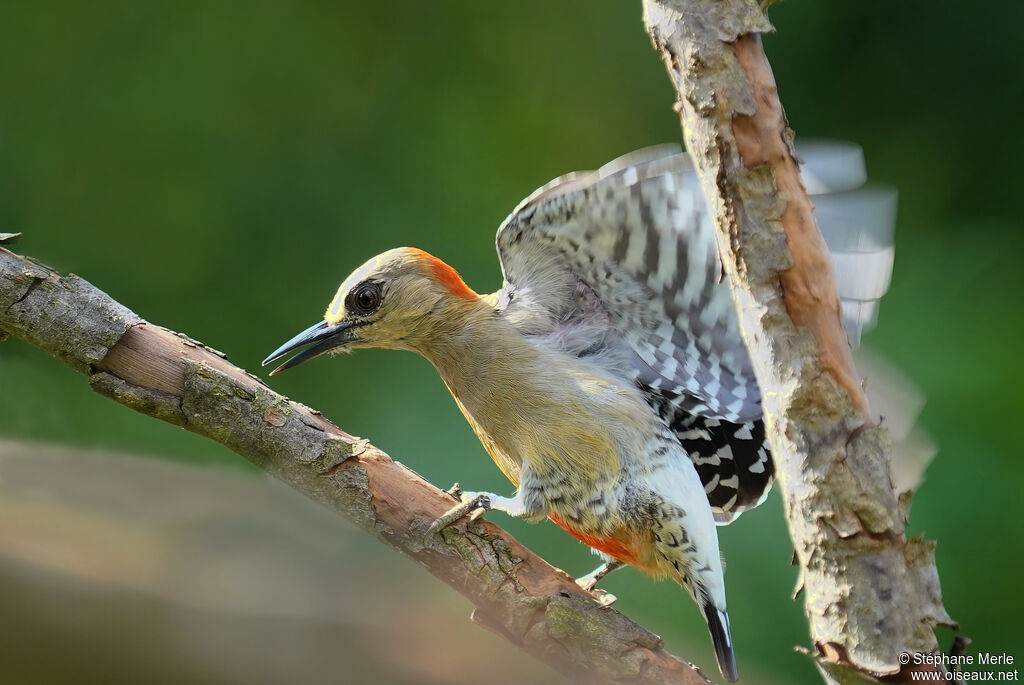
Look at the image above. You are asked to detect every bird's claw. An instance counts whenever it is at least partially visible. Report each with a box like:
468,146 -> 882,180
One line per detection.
587,588 -> 618,608
427,491 -> 491,537
576,574 -> 599,593
574,562 -> 621,607
574,574 -> 618,606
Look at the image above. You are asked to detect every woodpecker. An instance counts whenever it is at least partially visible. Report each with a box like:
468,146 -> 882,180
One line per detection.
264,145 -> 883,682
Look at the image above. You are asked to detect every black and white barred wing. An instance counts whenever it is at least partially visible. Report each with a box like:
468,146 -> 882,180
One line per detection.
496,144 -> 895,522
495,146 -> 772,522
497,146 -> 762,421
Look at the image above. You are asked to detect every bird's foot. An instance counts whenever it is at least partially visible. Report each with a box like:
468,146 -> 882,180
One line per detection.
575,571 -> 601,593
586,588 -> 618,608
427,489 -> 493,536
574,560 -> 624,607
574,573 -> 618,606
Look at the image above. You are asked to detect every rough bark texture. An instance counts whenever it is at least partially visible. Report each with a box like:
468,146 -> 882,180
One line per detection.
642,2 -> 953,683
0,246 -> 714,685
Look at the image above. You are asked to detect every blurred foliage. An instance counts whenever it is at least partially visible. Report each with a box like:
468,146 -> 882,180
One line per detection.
0,1 -> 1021,683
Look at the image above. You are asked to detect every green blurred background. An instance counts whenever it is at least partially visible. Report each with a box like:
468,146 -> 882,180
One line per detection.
1,2 -> 1021,683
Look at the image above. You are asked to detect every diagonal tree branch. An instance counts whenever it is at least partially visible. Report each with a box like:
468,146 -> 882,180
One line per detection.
642,2 -> 954,683
0,245 -> 714,685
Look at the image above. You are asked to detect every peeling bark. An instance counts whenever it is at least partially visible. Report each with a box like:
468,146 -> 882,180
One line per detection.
0,246 -> 712,685
642,2 -> 953,683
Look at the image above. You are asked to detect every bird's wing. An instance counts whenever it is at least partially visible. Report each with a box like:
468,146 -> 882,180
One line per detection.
496,144 -> 893,521
496,146 -> 774,521
496,145 -> 761,422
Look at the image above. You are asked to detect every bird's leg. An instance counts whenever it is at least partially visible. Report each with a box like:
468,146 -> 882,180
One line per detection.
575,559 -> 625,607
576,559 -> 625,592
428,485 -> 540,536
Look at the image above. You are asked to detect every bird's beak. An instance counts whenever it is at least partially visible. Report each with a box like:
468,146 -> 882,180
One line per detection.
262,320 -> 356,375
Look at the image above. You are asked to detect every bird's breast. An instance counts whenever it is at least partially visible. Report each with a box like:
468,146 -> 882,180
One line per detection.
438,345 -> 656,494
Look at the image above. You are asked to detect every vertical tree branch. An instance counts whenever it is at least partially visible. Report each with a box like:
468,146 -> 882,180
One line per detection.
642,2 -> 954,682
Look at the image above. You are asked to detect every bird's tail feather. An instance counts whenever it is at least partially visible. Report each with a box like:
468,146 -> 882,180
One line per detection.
702,600 -> 739,682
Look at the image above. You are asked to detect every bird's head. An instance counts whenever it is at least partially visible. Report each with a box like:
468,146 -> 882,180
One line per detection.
263,247 -> 478,375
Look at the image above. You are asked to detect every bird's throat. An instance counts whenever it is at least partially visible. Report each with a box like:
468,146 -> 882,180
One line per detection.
423,317 -> 539,486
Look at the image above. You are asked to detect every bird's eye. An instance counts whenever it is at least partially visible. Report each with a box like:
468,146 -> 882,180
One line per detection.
350,282 -> 383,315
